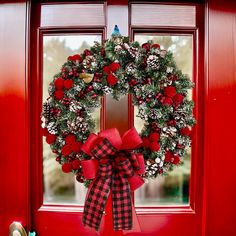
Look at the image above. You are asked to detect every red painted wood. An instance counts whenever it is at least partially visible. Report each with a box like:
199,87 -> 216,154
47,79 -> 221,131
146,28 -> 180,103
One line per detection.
0,1 -> 30,236
205,0 -> 236,235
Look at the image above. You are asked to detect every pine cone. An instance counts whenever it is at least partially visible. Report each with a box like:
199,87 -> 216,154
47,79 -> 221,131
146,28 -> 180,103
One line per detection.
147,55 -> 159,70
47,121 -> 58,134
43,102 -> 51,122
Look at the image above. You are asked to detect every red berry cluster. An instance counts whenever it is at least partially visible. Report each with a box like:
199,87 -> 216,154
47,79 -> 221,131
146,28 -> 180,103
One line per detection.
142,132 -> 161,152
103,62 -> 121,86
54,77 -> 74,100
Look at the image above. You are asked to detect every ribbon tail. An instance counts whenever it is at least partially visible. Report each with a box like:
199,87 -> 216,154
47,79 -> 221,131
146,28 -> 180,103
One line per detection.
82,177 -> 111,231
112,173 -> 133,231
123,201 -> 141,234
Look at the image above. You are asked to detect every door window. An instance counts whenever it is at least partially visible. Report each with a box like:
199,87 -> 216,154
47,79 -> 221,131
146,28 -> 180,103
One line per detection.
134,34 -> 193,206
42,34 -> 101,204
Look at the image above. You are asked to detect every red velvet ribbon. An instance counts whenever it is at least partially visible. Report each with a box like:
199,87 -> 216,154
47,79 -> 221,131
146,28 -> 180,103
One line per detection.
81,128 -> 145,231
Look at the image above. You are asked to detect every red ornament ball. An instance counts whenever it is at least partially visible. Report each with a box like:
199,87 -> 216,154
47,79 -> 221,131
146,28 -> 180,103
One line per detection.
162,97 -> 173,106
149,142 -> 160,152
62,163 -> 72,173
103,65 -> 110,74
54,90 -> 64,100
142,43 -> 151,52
164,86 -> 177,98
179,127 -> 191,137
54,77 -> 64,90
107,73 -> 118,86
72,159 -> 81,170
71,142 -> 82,153
142,137 -> 150,148
149,132 -> 160,141
64,79 -> 74,90
61,144 -> 73,156
65,134 -> 76,144
109,62 -> 121,73
42,128 -> 49,136
46,134 -> 57,144
173,155 -> 180,165
83,49 -> 91,56
173,94 -> 184,105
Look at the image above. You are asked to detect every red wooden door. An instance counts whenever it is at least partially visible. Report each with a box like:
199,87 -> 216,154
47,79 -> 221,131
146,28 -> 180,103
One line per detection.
27,2 -> 205,236
2,1 -> 236,236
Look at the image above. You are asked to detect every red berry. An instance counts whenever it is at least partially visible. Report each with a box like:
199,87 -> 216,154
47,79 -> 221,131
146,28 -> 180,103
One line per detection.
42,128 -> 49,136
76,175 -> 84,183
149,142 -> 160,152
173,155 -> 180,165
83,49 -> 91,56
62,163 -> 72,173
64,79 -> 74,89
65,134 -> 76,144
142,137 -> 150,148
46,134 -> 57,144
162,97 -> 173,106
149,132 -> 160,141
61,144 -> 73,156
179,127 -> 191,137
109,62 -> 120,73
165,151 -> 174,163
103,65 -> 110,74
142,43 -> 151,52
72,159 -> 81,170
107,73 -> 118,86
173,94 -> 184,105
168,119 -> 177,126
71,142 -> 82,153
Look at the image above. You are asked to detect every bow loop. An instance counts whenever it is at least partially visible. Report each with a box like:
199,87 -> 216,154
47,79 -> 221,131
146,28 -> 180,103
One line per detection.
121,127 -> 143,150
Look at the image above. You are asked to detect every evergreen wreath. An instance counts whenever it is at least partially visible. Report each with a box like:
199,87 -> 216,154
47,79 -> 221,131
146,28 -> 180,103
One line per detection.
41,27 -> 195,185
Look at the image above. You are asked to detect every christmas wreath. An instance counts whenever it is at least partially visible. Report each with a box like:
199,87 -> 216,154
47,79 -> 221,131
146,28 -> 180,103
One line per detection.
41,27 -> 195,231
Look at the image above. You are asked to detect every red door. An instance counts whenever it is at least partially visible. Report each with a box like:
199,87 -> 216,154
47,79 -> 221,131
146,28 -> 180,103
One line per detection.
2,1 -> 236,236
28,2 -> 205,235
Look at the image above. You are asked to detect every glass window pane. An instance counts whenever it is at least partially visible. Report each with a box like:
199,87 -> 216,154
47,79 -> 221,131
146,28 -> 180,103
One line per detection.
42,35 -> 101,204
134,34 -> 192,206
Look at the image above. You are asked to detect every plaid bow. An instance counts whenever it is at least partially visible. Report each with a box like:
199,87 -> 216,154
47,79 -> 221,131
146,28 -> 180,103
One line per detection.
81,128 -> 145,231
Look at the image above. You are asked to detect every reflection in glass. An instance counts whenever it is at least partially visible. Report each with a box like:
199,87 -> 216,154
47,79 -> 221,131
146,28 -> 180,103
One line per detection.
43,35 -> 101,204
134,35 -> 192,205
